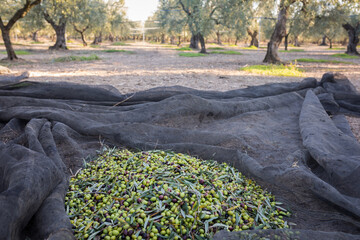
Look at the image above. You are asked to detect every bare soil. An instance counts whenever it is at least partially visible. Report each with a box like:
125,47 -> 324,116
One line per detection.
1,41 -> 360,140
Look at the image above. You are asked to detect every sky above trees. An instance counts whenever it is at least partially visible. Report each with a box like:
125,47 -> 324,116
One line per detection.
124,0 -> 159,21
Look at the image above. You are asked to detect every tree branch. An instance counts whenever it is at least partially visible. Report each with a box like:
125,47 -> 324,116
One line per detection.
0,17 -> 5,30
83,25 -> 89,32
343,23 -> 354,32
178,0 -> 190,16
73,24 -> 89,34
43,11 -> 56,28
209,6 -> 218,18
356,22 -> 360,32
210,16 -> 220,25
6,0 -> 42,30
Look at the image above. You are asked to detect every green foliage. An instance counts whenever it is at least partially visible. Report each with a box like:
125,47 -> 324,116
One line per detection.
0,50 -> 30,55
155,0 -> 187,40
179,52 -> 206,57
20,4 -> 47,36
303,1 -> 358,44
41,0 -> 72,25
53,54 -> 100,62
331,53 -> 359,59
240,64 -> 305,77
296,58 -> 354,64
0,0 -> 40,22
210,50 -> 242,55
107,0 -> 129,37
279,49 -> 305,52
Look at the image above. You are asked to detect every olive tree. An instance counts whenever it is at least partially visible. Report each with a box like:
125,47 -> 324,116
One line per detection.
107,0 -> 128,41
21,4 -> 46,42
216,0 -> 251,46
71,0 -> 107,46
245,1 -> 276,47
0,0 -> 41,60
310,6 -> 346,49
343,15 -> 360,55
156,1 -> 187,45
176,0 -> 220,53
283,4 -> 313,50
263,0 -> 307,64
41,0 -> 72,50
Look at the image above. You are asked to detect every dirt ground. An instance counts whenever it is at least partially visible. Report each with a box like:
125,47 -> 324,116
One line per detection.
1,41 -> 360,140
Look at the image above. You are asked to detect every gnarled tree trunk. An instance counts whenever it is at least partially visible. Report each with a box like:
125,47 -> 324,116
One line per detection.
92,32 -> 102,45
198,33 -> 206,53
263,2 -> 291,64
1,29 -> 17,60
294,35 -> 300,47
161,33 -> 165,44
79,32 -> 87,46
320,35 -> 327,46
170,36 -> 175,45
247,28 -> 259,47
189,33 -> 199,49
177,36 -> 181,46
43,13 -> 67,50
32,30 -> 39,42
328,37 -> 333,49
284,33 -> 289,51
216,30 -> 222,45
73,25 -> 89,47
342,23 -> 360,55
235,36 -> 239,46
51,24 -> 67,50
108,34 -> 114,42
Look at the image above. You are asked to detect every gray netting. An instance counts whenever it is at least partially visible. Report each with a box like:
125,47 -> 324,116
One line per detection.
0,72 -> 359,240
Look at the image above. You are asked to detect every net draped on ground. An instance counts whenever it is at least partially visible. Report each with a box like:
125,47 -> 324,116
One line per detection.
0,72 -> 359,240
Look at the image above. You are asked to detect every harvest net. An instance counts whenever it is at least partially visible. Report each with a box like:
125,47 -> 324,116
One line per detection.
0,72 -> 359,239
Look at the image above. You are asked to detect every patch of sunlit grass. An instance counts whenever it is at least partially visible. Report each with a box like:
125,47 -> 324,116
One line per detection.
241,46 -> 258,50
208,47 -> 225,50
0,50 -> 31,55
210,50 -> 242,55
331,53 -> 359,59
240,64 -> 305,77
102,49 -> 134,54
328,47 -> 345,50
53,54 -> 100,62
179,52 -> 206,57
176,47 -> 193,51
296,58 -> 354,64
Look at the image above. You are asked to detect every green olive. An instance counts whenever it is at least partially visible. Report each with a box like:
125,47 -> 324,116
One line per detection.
65,149 -> 290,239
